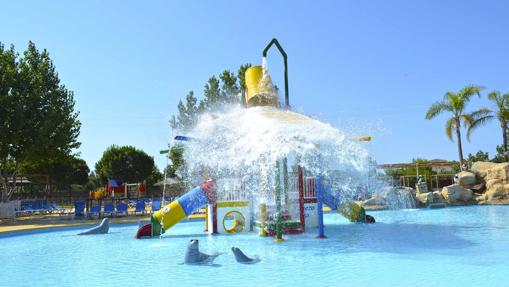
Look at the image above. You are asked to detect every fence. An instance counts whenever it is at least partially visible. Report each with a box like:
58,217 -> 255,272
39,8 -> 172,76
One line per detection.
0,200 -> 20,219
398,174 -> 455,191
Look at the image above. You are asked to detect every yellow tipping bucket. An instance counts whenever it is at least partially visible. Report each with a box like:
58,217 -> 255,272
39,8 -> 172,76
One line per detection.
244,66 -> 279,107
355,135 -> 372,142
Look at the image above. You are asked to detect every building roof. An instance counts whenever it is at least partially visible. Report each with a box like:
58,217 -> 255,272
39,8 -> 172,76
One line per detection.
378,160 -> 458,169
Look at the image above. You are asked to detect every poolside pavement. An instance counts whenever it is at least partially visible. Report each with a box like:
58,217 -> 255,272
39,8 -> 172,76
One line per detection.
0,209 -> 206,234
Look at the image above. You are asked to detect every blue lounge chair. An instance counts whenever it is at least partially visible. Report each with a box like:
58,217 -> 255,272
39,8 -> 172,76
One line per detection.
50,203 -> 67,215
25,201 -> 44,215
88,205 -> 101,219
116,202 -> 128,216
40,200 -> 51,214
152,200 -> 161,212
103,203 -> 115,217
134,200 -> 146,215
74,201 -> 86,218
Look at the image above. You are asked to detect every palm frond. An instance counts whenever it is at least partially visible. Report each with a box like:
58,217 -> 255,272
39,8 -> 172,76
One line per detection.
443,92 -> 459,111
462,114 -> 474,127
459,84 -> 484,101
487,90 -> 505,111
445,117 -> 455,141
470,108 -> 493,119
487,90 -> 500,101
466,114 -> 495,141
425,101 -> 450,119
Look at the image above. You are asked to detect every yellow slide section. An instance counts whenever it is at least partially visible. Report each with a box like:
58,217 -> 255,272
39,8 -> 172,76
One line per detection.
152,200 -> 187,231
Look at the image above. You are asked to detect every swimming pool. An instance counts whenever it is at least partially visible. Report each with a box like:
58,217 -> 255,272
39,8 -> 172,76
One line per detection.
1,206 -> 508,287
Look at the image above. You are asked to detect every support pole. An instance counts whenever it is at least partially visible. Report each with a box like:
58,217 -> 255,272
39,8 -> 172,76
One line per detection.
212,202 -> 218,234
204,205 -> 209,232
316,175 -> 326,239
283,157 -> 289,208
274,160 -> 284,242
263,38 -> 289,108
260,203 -> 267,237
298,165 -> 305,232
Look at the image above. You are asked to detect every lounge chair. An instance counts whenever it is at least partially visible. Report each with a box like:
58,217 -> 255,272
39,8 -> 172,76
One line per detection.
50,203 -> 67,215
40,200 -> 52,214
103,203 -> 115,217
74,201 -> 86,218
151,200 -> 161,212
116,202 -> 128,216
134,200 -> 146,215
88,205 -> 101,219
24,201 -> 44,215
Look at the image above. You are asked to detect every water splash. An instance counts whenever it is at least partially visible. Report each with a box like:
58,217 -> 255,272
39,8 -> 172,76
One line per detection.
175,105 -> 378,205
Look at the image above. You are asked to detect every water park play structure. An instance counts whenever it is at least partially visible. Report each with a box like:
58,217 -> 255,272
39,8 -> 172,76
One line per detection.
136,38 -> 373,240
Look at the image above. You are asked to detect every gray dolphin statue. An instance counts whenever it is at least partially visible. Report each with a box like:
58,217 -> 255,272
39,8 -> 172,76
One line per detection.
78,218 -> 110,235
184,239 -> 221,265
231,247 -> 260,264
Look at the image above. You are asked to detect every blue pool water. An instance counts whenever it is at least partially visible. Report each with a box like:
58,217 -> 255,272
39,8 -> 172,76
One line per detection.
1,206 -> 509,287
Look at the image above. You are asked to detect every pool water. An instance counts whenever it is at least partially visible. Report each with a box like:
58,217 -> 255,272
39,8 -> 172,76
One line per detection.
1,206 -> 509,287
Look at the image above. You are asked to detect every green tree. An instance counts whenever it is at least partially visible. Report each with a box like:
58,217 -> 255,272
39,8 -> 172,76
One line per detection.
237,64 -> 252,93
466,150 -> 490,167
165,145 -> 184,178
85,171 -> 102,191
491,145 -> 507,163
0,41 -> 81,201
473,91 -> 509,162
146,166 -> 164,188
425,85 -> 486,169
170,91 -> 199,131
22,154 -> 89,191
95,145 -> 155,184
219,70 -> 240,104
199,75 -> 222,112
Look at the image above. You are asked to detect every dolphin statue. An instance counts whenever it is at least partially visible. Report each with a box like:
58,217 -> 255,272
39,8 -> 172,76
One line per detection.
184,239 -> 221,265
77,218 -> 110,235
231,247 -> 260,264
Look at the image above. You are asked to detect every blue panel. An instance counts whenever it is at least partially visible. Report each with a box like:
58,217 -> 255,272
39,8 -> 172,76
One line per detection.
174,135 -> 194,141
177,186 -> 209,216
107,179 -> 123,187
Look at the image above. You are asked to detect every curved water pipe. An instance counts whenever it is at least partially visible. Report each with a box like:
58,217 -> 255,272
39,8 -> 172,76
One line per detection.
262,38 -> 289,108
135,180 -> 216,238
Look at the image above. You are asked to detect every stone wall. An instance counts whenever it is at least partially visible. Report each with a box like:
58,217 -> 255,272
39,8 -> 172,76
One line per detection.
472,162 -> 509,204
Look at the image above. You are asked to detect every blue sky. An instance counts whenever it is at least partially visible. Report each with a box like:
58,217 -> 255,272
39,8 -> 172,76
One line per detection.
1,1 -> 508,170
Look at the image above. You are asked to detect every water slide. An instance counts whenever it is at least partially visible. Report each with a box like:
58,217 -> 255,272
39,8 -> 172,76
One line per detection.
322,186 -> 370,223
136,180 -> 215,239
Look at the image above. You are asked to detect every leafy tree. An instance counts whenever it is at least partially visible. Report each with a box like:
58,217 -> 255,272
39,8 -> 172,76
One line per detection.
170,91 -> 199,131
237,64 -> 252,93
492,145 -> 507,163
165,145 -> 184,178
170,64 -> 251,131
95,145 -> 155,184
23,155 -> 89,191
219,70 -> 240,104
199,75 -> 222,112
425,85 -> 486,169
466,150 -> 490,167
85,171 -> 102,191
473,91 -> 509,162
146,166 -> 164,187
0,41 -> 81,201
167,64 -> 251,180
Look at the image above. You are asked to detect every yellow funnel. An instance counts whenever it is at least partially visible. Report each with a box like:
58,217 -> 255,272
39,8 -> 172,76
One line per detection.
245,66 -> 279,107
355,136 -> 372,142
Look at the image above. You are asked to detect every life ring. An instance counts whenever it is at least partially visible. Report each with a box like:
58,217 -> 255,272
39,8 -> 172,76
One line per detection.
223,211 -> 246,233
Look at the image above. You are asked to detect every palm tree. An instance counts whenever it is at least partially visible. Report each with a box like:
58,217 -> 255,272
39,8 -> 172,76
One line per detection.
470,91 -> 509,162
425,85 -> 487,169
